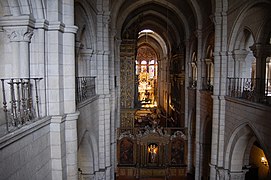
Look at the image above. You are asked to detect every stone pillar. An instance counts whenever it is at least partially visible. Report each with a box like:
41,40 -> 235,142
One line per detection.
32,19 -> 48,117
1,16 -> 34,78
195,29 -> 203,180
63,25 -> 78,113
250,44 -> 271,102
63,21 -> 79,180
209,9 -> 224,179
216,167 -> 229,180
216,167 -> 248,180
95,2 -> 112,178
50,115 -> 66,180
65,112 -> 80,180
228,170 -> 247,180
184,38 -> 193,174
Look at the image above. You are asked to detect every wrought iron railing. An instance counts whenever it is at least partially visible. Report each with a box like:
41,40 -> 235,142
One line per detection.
76,76 -> 96,103
0,78 -> 43,133
227,77 -> 271,105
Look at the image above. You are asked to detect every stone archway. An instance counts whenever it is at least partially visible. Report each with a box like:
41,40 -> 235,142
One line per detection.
78,131 -> 99,179
224,124 -> 269,180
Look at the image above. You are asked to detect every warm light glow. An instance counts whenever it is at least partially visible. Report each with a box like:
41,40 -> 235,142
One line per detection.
261,156 -> 268,166
137,58 -> 158,107
142,103 -> 157,108
139,29 -> 154,34
148,144 -> 158,154
169,104 -> 175,111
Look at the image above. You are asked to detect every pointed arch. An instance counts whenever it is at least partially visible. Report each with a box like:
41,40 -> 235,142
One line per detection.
0,0 -> 45,19
225,123 -> 267,172
228,0 -> 271,51
75,1 -> 96,50
78,130 -> 99,175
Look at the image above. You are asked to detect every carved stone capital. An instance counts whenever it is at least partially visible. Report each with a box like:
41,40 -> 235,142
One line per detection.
211,12 -> 223,26
232,49 -> 248,62
194,29 -> 202,38
4,27 -> 34,42
229,170 -> 248,179
216,167 -> 229,179
64,25 -> 78,34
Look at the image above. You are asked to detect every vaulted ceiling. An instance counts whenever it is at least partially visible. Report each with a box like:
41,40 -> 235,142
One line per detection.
111,0 -> 213,54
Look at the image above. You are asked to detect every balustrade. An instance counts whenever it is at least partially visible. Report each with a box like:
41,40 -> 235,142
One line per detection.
76,76 -> 96,103
0,78 -> 42,134
227,77 -> 271,105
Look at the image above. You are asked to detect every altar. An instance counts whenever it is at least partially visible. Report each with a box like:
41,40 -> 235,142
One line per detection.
116,125 -> 187,179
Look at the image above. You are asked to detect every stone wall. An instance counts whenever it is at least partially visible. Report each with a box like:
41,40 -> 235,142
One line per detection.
225,97 -> 271,168
0,117 -> 52,180
199,91 -> 213,179
77,96 -> 100,177
77,96 -> 99,146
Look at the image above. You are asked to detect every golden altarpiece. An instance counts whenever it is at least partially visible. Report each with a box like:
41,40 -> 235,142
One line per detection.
117,40 -> 187,178
117,126 -> 187,178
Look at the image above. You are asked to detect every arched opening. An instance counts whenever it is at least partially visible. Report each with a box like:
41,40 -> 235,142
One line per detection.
78,132 -> 98,179
115,1 -> 196,179
190,51 -> 198,88
225,124 -> 270,179
227,3 -> 271,104
136,30 -> 159,108
246,142 -> 270,180
203,32 -> 214,91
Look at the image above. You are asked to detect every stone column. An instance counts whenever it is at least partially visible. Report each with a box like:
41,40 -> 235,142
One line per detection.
184,38 -> 193,174
65,112 -> 80,180
3,20 -> 34,78
216,167 -> 229,180
50,115 -> 66,180
209,9 -> 224,179
32,19 -> 48,117
63,24 -> 79,180
229,170 -> 248,180
95,3 -> 112,178
250,44 -> 271,102
195,29 -> 203,180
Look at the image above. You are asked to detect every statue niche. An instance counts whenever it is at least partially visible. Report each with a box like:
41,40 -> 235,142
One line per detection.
148,143 -> 159,164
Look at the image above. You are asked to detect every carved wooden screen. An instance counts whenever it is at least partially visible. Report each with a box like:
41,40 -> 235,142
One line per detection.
170,138 -> 185,165
169,131 -> 186,166
120,39 -> 136,127
119,137 -> 134,165
120,39 -> 136,109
